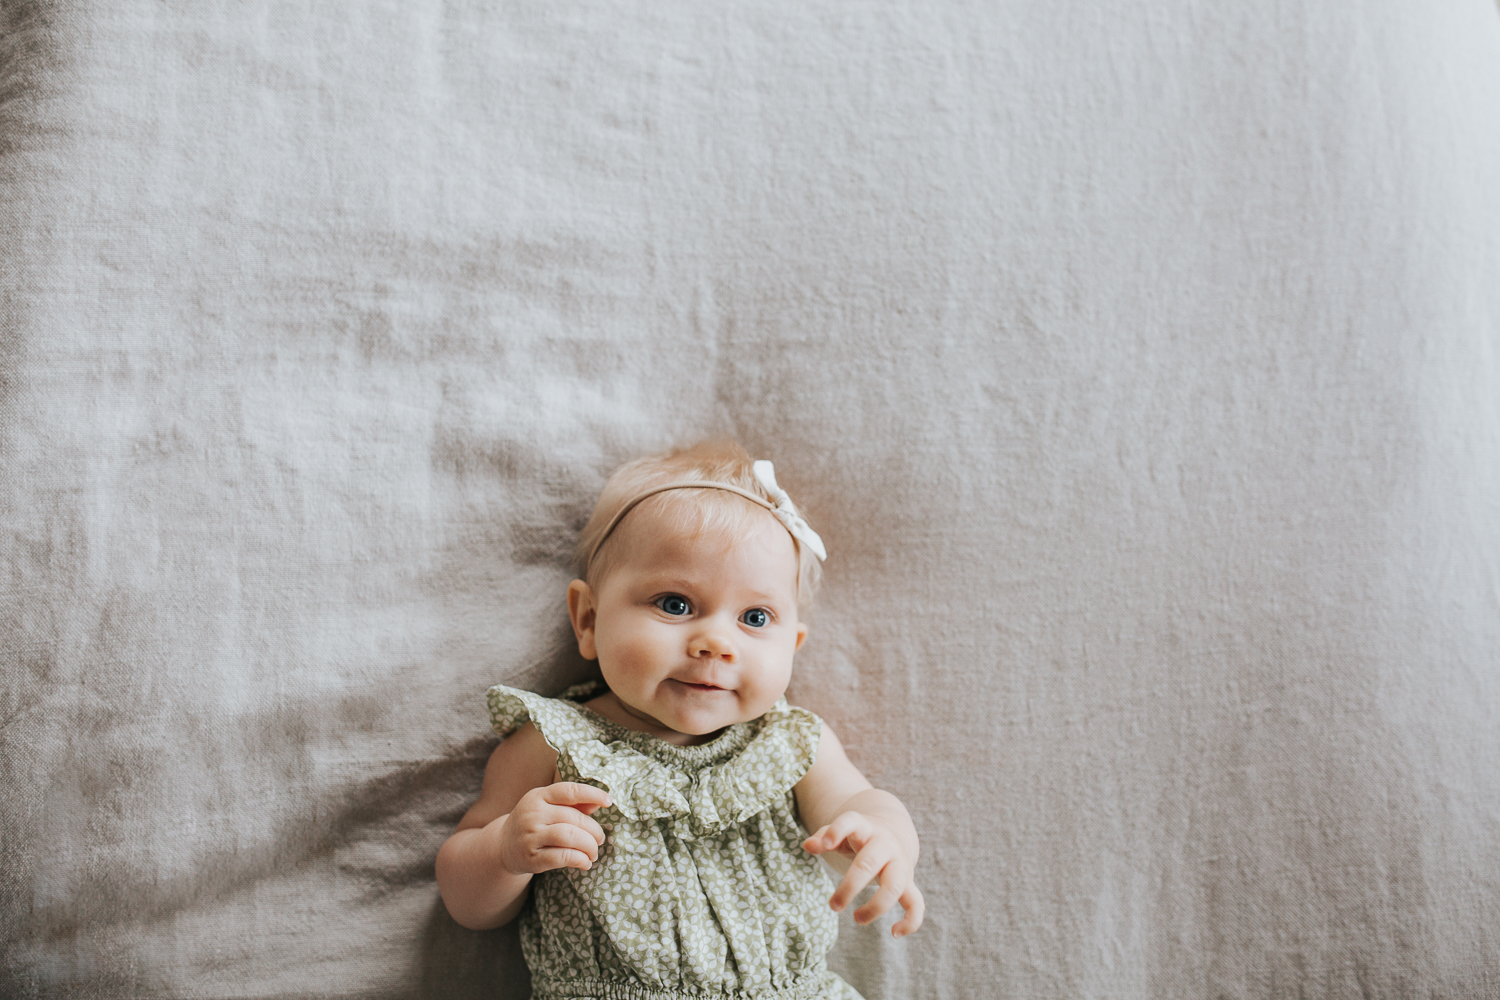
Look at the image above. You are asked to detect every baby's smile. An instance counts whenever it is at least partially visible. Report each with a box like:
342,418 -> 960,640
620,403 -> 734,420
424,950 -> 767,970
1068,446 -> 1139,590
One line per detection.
570,505 -> 808,745
676,680 -> 725,690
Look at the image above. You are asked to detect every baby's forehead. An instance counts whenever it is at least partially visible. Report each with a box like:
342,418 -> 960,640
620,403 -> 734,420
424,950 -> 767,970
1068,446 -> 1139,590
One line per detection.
624,503 -> 788,559
605,498 -> 798,583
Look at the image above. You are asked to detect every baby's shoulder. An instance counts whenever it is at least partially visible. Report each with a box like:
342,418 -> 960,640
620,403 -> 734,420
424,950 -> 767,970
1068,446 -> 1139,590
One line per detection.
489,720 -> 558,772
457,722 -> 561,829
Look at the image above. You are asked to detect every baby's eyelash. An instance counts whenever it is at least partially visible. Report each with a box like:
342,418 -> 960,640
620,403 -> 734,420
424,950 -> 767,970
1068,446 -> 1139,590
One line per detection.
654,594 -> 692,616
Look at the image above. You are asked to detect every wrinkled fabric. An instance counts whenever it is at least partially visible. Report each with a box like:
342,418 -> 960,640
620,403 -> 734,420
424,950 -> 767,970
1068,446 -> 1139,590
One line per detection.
3,1 -> 1500,998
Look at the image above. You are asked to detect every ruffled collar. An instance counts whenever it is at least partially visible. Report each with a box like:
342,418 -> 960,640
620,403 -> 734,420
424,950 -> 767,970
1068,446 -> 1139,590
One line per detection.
487,680 -> 821,837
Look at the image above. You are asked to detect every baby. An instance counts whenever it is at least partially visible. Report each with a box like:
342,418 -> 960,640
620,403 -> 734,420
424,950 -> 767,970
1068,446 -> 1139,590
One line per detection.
436,441 -> 922,999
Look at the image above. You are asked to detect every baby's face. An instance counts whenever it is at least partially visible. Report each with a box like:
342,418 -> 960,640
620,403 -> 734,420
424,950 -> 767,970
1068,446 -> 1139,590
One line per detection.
574,507 -> 806,742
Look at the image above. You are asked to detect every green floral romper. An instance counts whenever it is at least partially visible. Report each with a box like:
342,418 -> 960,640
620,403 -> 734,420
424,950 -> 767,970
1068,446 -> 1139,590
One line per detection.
487,682 -> 865,1000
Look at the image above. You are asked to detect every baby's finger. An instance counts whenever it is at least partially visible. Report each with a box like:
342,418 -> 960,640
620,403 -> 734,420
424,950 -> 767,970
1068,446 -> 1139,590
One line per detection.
543,803 -> 608,846
828,845 -> 886,912
852,865 -> 907,925
891,882 -> 925,938
579,812 -> 607,845
802,812 -> 869,856
533,845 -> 597,871
541,781 -> 612,812
545,821 -> 606,862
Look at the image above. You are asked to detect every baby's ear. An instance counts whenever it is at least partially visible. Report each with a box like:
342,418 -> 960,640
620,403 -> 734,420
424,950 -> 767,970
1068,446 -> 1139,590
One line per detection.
567,579 -> 599,660
794,622 -> 808,652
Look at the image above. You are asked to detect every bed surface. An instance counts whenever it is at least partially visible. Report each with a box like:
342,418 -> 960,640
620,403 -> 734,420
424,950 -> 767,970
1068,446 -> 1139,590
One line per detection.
3,2 -> 1499,997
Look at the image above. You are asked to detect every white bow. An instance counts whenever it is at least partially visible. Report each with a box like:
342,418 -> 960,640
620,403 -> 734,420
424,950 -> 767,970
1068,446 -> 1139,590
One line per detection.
752,460 -> 827,561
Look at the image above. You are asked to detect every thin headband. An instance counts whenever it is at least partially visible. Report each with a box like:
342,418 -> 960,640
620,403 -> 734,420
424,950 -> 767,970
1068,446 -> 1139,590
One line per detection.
584,461 -> 827,573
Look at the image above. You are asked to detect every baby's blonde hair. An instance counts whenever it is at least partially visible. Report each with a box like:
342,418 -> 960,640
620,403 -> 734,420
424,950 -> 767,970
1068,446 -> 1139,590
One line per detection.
576,440 -> 823,611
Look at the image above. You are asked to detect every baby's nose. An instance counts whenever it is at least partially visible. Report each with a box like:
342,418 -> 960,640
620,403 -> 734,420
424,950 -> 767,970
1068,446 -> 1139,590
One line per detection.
692,630 -> 735,661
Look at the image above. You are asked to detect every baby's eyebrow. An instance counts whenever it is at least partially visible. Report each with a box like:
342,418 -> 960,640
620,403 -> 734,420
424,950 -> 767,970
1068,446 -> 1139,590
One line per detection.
634,575 -> 701,591
634,577 -> 791,606
737,589 -> 789,605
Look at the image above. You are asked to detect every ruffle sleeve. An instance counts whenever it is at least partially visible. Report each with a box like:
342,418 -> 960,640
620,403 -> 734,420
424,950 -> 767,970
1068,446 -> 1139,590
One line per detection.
487,683 -> 600,748
485,684 -> 822,838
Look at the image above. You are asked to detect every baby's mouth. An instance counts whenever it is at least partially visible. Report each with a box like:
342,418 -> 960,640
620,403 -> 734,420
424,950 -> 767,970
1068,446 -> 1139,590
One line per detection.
676,680 -> 726,692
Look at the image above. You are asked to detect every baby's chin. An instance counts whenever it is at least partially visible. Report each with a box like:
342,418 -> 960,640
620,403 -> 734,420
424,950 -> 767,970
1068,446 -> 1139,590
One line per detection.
667,702 -> 782,737
664,712 -> 739,739
605,697 -> 730,744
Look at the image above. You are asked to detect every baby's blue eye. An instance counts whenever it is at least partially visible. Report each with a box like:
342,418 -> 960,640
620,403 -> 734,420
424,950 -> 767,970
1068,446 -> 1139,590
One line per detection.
656,595 -> 691,616
741,608 -> 769,628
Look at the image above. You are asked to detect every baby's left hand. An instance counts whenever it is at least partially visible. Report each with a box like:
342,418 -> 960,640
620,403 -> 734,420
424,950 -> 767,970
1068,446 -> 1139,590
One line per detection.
802,812 -> 925,937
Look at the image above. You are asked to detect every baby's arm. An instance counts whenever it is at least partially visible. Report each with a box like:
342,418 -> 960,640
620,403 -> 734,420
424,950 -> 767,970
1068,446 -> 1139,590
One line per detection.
794,723 -> 925,938
436,722 -> 611,930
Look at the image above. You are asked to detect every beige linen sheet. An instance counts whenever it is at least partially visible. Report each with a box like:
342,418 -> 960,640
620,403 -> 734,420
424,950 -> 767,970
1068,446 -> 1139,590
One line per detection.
3,1 -> 1499,997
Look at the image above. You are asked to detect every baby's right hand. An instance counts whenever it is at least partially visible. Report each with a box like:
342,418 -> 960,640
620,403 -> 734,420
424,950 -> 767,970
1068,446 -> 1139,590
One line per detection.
497,781 -> 612,875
